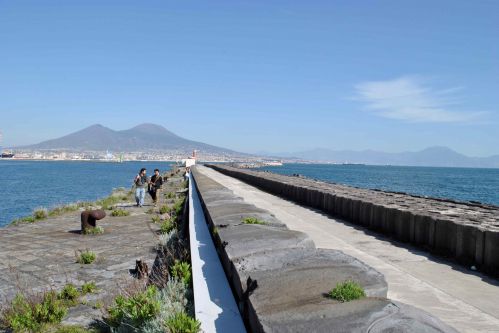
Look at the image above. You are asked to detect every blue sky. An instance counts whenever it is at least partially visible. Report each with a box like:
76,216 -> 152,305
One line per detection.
1,0 -> 498,156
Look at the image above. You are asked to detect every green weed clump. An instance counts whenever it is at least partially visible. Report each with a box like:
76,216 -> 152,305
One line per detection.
76,201 -> 92,208
48,204 -> 79,217
159,205 -> 170,215
111,209 -> 130,217
82,226 -> 104,235
329,280 -> 366,302
165,192 -> 175,199
33,207 -> 48,220
93,301 -> 103,310
165,312 -> 200,333
76,250 -> 96,264
170,261 -> 192,286
12,216 -> 36,224
81,282 -> 97,295
58,284 -> 80,305
242,217 -> 266,225
95,195 -> 123,210
160,219 -> 175,234
172,198 -> 185,217
107,286 -> 160,328
151,215 -> 161,224
1,292 -> 67,332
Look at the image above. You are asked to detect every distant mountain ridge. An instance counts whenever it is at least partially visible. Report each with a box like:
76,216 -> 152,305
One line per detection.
19,123 -> 240,154
264,146 -> 499,168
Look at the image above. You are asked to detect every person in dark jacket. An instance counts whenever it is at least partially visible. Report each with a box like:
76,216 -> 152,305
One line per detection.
148,169 -> 163,206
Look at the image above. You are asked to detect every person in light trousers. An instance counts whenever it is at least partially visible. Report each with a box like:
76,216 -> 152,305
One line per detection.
134,168 -> 148,207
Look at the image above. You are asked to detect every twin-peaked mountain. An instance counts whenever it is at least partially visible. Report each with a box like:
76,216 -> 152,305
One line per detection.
18,124 -> 499,167
22,124 -> 238,154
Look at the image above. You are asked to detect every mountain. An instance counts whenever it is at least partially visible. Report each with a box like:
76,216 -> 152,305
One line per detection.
20,123 -> 240,154
266,146 -> 499,168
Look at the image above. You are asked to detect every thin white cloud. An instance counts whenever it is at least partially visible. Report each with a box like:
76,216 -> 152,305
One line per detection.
354,76 -> 482,123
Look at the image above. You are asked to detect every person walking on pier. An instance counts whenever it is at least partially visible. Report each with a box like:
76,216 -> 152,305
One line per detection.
148,168 -> 163,206
134,168 -> 148,207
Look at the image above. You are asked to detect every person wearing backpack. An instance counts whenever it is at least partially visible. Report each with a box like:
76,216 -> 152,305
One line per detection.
148,168 -> 163,206
134,168 -> 148,207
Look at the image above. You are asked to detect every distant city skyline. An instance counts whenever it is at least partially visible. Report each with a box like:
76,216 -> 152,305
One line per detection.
1,1 -> 498,157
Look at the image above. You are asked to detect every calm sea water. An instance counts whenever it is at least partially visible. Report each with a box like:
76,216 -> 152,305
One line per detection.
2,161 -> 498,227
0,160 -> 173,227
258,164 -> 499,206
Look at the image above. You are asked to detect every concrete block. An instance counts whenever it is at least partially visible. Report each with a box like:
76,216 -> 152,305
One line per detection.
219,224 -> 315,261
208,202 -> 268,220
326,193 -> 336,215
358,201 -> 371,227
433,219 -> 457,257
474,228 -> 485,265
483,230 -> 499,275
351,199 -> 361,225
370,204 -> 386,231
383,207 -> 399,236
455,224 -> 479,266
395,210 -> 413,243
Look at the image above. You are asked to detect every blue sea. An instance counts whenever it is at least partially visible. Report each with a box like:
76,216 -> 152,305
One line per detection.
258,164 -> 499,207
0,160 -> 173,227
1,161 -> 498,228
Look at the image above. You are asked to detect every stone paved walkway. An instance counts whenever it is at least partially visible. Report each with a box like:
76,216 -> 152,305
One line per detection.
0,172 -> 185,327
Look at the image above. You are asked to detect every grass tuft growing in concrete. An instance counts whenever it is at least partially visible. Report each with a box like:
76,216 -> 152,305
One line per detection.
33,207 -> 48,220
82,226 -> 104,235
329,280 -> 365,302
111,209 -> 130,217
242,217 -> 267,225
159,205 -> 170,215
76,250 -> 96,264
11,216 -> 36,224
58,284 -> 80,305
81,281 -> 97,295
48,204 -> 79,217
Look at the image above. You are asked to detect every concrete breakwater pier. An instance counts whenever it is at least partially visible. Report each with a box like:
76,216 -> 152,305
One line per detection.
190,166 -> 457,332
208,164 -> 499,276
193,164 -> 499,332
1,163 -> 498,332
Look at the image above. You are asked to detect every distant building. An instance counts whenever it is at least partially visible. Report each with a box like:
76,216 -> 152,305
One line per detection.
182,150 -> 197,167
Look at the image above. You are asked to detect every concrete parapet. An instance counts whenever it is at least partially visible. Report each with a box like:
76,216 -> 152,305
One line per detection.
207,164 -> 499,276
192,166 -> 457,332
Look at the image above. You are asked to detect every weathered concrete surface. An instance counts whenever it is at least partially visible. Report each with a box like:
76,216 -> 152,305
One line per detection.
0,206 -> 157,326
208,164 -> 499,276
0,173 -> 186,327
192,166 -> 457,333
198,165 -> 499,333
258,299 -> 454,333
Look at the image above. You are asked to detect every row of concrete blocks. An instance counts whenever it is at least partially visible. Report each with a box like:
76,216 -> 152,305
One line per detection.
208,165 -> 499,277
191,166 -> 456,333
